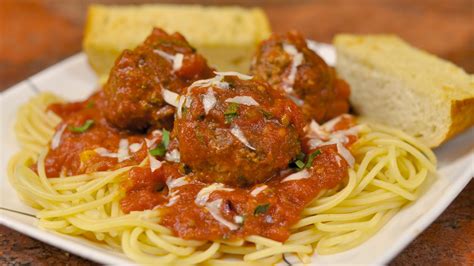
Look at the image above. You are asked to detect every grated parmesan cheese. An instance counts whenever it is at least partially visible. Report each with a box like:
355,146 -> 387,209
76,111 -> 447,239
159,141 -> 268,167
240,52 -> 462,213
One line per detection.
282,43 -> 304,94
166,195 -> 180,207
205,199 -> 239,230
188,75 -> 229,90
166,176 -> 188,190
230,125 -> 256,150
173,53 -> 184,71
176,95 -> 186,118
165,149 -> 181,163
94,147 -> 118,158
51,124 -> 67,150
225,96 -> 259,106
129,142 -> 143,153
233,215 -> 244,224
148,152 -> 162,172
337,142 -> 355,167
195,183 -> 234,206
250,185 -> 267,197
203,88 -> 217,114
281,169 -> 310,183
117,139 -> 130,162
162,89 -> 180,107
153,49 -> 184,71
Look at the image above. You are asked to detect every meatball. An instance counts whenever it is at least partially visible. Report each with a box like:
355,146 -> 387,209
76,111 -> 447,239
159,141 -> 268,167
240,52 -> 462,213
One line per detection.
103,28 -> 214,131
174,72 -> 305,187
250,31 -> 350,123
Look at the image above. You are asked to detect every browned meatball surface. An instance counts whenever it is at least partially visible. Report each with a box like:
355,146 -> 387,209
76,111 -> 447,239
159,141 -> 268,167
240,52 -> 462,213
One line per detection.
102,28 -> 214,131
174,73 -> 306,187
250,31 -> 350,123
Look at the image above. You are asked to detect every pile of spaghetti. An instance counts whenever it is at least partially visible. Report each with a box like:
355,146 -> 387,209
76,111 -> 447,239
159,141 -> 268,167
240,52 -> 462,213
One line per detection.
8,92 -> 436,265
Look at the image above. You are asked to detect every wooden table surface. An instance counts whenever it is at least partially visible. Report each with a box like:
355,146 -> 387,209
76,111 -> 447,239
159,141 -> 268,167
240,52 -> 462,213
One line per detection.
1,0 -> 473,265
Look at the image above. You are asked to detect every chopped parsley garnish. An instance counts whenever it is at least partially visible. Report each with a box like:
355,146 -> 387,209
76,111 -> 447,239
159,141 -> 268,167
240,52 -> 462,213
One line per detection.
224,103 -> 239,124
293,150 -> 322,169
305,150 -> 322,168
295,160 -> 305,169
86,101 -> 95,109
254,203 -> 270,215
149,129 -> 170,157
149,146 -> 166,156
161,129 -> 170,148
69,120 -> 94,133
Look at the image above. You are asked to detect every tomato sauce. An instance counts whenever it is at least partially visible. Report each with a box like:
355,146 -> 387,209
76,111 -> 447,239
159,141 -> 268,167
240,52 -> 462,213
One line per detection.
46,91 -> 356,242
44,92 -> 161,177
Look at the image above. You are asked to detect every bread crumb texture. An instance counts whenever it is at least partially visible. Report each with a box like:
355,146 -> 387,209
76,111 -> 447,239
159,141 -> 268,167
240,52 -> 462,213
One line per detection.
83,4 -> 271,82
334,34 -> 474,147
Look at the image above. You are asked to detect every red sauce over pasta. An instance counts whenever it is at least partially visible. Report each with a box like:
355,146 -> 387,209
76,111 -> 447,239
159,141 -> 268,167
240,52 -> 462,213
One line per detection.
41,28 -> 355,243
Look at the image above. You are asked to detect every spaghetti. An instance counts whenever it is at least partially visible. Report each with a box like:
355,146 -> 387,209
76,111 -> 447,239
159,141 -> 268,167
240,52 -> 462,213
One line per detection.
8,92 -> 436,265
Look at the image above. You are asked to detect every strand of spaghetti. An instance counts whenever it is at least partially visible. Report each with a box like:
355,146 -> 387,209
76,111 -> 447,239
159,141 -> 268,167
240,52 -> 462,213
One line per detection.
352,156 -> 389,196
286,229 -> 324,245
368,123 -> 436,164
374,139 -> 436,172
245,235 -> 282,247
37,189 -> 120,218
303,169 -> 357,215
136,241 -> 168,255
36,150 -> 58,195
175,242 -> 220,264
51,182 -> 87,190
219,239 -> 245,247
37,219 -> 69,230
122,228 -> 177,264
355,148 -> 387,182
338,190 -> 400,206
19,167 -> 130,202
48,171 -> 110,183
218,245 -> 257,255
370,179 -> 417,200
67,214 -> 170,233
76,167 -> 132,192
160,234 -> 206,247
316,208 -> 399,255
317,230 -> 363,249
292,200 -> 405,228
316,211 -> 384,232
243,244 -> 312,261
145,230 -> 195,256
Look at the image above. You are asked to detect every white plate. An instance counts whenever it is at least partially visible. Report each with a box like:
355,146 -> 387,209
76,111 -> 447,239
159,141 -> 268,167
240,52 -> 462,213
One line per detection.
1,47 -> 473,265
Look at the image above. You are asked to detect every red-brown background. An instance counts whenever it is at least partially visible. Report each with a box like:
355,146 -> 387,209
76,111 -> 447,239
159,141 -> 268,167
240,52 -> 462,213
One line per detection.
1,0 -> 473,265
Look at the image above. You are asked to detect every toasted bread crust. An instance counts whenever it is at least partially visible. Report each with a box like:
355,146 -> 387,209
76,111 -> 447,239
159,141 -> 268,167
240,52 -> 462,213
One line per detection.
444,97 -> 474,143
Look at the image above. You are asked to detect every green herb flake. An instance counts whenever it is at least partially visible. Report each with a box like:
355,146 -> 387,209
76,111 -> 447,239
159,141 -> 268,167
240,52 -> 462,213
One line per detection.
149,146 -> 166,157
86,101 -> 95,109
295,160 -> 305,169
162,129 -> 170,148
224,103 -> 239,124
254,203 -> 270,216
305,150 -> 322,168
149,129 -> 170,157
69,120 -> 94,133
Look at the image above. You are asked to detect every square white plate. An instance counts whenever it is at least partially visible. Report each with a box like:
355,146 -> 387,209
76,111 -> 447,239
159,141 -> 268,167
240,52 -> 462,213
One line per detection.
1,46 -> 473,265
